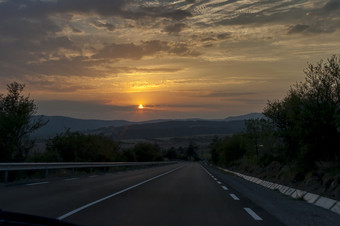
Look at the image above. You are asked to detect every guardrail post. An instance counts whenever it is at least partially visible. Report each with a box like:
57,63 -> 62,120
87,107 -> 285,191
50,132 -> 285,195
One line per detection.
4,171 -> 8,183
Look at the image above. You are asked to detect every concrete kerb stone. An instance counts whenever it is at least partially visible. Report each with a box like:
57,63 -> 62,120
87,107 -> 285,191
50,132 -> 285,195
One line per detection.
269,183 -> 278,190
266,182 -> 274,188
303,192 -> 320,204
279,185 -> 290,194
314,196 -> 337,210
254,179 -> 262,184
260,180 -> 272,188
263,181 -> 270,188
249,177 -> 256,182
331,201 -> 340,215
284,187 -> 296,196
217,166 -> 339,215
291,189 -> 306,199
275,184 -> 283,191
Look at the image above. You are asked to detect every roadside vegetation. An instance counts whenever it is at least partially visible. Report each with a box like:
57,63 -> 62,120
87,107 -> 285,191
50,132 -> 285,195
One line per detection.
0,82 -> 200,163
210,55 -> 340,200
0,82 -> 47,162
31,132 -> 199,162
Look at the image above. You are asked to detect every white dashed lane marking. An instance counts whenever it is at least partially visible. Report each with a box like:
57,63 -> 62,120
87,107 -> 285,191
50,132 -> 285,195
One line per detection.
200,165 -> 264,222
244,208 -> 263,221
230,193 -> 240,200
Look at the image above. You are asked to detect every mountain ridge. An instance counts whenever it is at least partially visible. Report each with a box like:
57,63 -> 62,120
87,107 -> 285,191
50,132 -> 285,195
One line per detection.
31,113 -> 263,139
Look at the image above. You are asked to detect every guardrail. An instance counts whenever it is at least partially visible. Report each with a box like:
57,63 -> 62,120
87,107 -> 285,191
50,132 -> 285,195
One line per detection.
0,161 -> 177,183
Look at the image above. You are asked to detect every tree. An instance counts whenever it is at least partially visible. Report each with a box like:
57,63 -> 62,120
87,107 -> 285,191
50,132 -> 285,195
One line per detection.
186,141 -> 199,161
0,82 -> 47,162
45,130 -> 119,162
264,55 -> 340,167
133,142 -> 162,162
210,134 -> 247,166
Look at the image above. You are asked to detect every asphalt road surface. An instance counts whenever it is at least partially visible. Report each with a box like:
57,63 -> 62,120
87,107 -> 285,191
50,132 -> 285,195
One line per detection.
1,162 -> 339,226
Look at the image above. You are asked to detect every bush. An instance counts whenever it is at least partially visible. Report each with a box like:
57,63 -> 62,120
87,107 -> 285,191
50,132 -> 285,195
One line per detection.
264,55 -> 340,168
43,130 -> 119,162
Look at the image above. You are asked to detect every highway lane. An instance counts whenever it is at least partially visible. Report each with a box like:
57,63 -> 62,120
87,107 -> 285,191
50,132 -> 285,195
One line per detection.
0,164 -> 182,219
2,162 -> 338,226
4,162 -> 329,225
0,162 -> 284,225
62,162 -> 283,226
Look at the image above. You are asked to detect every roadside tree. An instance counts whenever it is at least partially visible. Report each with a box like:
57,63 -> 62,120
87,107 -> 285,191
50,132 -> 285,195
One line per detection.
0,82 -> 47,162
264,55 -> 340,168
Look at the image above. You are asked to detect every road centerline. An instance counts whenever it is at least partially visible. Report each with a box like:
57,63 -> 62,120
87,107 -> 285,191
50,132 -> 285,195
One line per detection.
57,165 -> 185,220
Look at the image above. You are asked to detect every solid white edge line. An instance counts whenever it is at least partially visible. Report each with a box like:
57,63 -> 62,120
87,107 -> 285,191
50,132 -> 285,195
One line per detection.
244,208 -> 263,221
230,193 -> 240,200
26,181 -> 49,186
57,165 -> 184,220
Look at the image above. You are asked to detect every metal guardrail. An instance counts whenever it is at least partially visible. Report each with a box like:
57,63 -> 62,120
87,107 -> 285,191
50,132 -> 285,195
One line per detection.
0,161 -> 177,183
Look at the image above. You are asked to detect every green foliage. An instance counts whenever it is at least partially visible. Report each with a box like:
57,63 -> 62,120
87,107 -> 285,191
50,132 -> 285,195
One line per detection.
44,130 -> 119,162
164,146 -> 188,160
164,147 -> 178,160
264,55 -> 340,168
116,142 -> 163,162
133,142 -> 163,162
116,148 -> 136,162
0,82 -> 47,162
210,134 -> 248,166
211,55 -> 340,171
186,141 -> 200,161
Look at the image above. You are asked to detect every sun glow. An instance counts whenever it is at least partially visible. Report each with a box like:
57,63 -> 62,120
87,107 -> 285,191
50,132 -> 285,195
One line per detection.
138,104 -> 144,109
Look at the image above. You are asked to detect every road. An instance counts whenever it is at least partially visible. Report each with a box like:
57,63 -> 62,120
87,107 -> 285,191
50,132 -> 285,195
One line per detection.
1,162 -> 339,225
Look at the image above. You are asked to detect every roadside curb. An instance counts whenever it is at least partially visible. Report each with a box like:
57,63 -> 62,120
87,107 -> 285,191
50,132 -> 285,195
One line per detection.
217,167 -> 340,215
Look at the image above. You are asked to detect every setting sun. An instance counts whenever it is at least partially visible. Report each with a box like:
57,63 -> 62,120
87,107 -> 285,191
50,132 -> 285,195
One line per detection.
138,104 -> 144,109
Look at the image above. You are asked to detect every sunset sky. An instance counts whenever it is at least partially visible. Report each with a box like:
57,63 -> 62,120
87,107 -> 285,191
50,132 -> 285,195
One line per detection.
0,0 -> 339,121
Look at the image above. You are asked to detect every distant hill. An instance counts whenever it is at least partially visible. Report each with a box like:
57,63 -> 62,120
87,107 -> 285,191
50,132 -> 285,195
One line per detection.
224,113 -> 264,121
89,120 -> 246,140
31,113 -> 262,139
31,116 -> 131,138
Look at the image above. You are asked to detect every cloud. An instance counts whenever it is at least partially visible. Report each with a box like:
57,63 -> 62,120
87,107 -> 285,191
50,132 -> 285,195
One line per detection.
94,40 -> 200,60
288,24 -> 310,34
0,0 -> 191,21
322,0 -> 340,13
287,24 -> 336,35
91,21 -> 115,31
0,17 -> 61,40
163,22 -> 186,34
36,100 -> 138,120
198,91 -> 257,98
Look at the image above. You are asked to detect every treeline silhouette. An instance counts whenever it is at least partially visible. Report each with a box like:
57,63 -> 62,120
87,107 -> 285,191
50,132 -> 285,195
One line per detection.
211,55 -> 340,181
29,130 -> 199,162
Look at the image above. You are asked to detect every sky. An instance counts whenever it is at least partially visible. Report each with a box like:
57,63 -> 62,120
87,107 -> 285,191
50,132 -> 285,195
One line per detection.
0,0 -> 339,121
